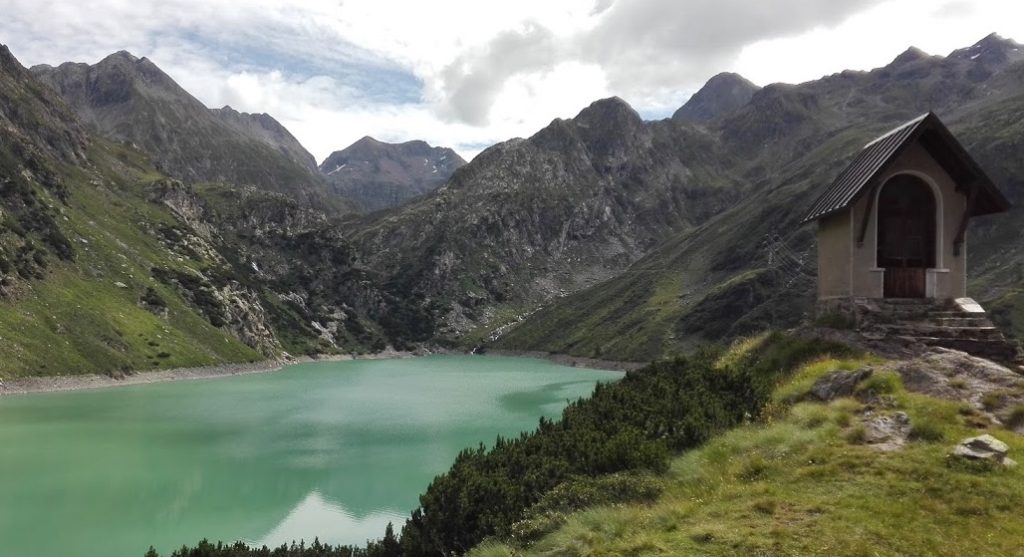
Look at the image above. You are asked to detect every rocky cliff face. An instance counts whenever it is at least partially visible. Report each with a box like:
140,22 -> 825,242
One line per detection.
30,52 -> 339,211
212,105 -> 319,173
351,96 -> 742,338
319,137 -> 465,212
0,45 -> 89,295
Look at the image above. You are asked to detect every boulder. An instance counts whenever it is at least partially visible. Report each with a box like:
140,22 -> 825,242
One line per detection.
896,349 -> 1024,416
863,411 -> 911,451
951,434 -> 1016,467
807,367 -> 873,401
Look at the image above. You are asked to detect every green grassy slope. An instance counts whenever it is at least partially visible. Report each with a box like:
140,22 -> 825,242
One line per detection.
0,141 -> 261,378
474,350 -> 1024,557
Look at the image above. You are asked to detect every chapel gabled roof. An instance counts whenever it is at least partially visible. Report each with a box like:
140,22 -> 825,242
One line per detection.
801,112 -> 1011,224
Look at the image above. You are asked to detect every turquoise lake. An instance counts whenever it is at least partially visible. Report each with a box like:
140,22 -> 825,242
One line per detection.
0,355 -> 619,557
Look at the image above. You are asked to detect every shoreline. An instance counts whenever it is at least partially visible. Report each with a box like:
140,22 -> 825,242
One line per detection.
0,348 -> 420,397
481,349 -> 646,371
0,347 -> 637,396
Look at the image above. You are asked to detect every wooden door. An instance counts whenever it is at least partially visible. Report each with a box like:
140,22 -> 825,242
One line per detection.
884,268 -> 926,298
877,175 -> 936,298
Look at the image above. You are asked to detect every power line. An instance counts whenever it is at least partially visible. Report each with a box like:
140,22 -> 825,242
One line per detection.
764,232 -> 815,288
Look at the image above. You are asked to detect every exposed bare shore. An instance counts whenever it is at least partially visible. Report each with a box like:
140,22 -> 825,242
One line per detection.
481,349 -> 646,372
0,348 -> 419,396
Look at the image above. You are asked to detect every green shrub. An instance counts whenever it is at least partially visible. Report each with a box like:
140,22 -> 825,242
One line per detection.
737,455 -> 772,482
1005,405 -> 1024,429
982,391 -> 1008,411
909,420 -> 945,443
752,499 -> 778,515
814,310 -> 855,330
845,425 -> 868,444
856,373 -> 901,398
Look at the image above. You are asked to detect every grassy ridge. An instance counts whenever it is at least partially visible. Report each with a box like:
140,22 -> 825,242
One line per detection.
473,354 -> 1024,556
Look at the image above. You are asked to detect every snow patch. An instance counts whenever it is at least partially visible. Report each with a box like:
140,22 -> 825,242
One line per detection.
971,53 -> 981,60
326,164 -> 347,175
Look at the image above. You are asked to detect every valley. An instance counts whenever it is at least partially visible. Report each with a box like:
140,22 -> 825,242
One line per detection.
1,17 -> 1024,557
4,34 -> 1024,376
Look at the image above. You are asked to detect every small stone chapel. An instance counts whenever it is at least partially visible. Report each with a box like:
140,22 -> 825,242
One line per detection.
803,112 -> 1010,301
802,112 -> 1021,363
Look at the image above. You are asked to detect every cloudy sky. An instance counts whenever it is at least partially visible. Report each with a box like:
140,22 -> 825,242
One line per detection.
3,0 -> 1022,162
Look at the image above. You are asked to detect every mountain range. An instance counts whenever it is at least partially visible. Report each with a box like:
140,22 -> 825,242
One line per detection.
1,33 -> 1023,377
320,136 -> 465,212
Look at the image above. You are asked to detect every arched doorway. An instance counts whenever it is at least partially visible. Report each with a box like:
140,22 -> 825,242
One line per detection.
877,174 -> 937,298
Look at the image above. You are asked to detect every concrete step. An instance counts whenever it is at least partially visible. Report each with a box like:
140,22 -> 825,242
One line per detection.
930,317 -> 993,327
880,325 -> 1005,341
874,298 -> 957,306
867,308 -> 962,319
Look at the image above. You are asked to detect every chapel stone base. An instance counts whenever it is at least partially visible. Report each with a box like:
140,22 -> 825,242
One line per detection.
816,297 -> 1023,365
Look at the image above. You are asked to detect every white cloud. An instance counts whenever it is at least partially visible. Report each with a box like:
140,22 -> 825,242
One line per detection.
1,0 -> 1021,162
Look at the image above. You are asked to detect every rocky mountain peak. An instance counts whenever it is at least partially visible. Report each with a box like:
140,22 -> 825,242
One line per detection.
319,136 -> 466,212
673,72 -> 760,124
345,135 -> 385,154
211,105 -> 318,172
30,51 -> 336,209
0,43 -> 88,163
950,32 -> 1024,65
0,44 -> 21,72
105,50 -> 139,63
890,46 -> 930,67
574,96 -> 642,128
561,96 -> 651,173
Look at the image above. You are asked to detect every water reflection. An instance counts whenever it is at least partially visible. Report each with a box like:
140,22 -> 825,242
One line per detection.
255,491 -> 405,548
0,356 -> 619,557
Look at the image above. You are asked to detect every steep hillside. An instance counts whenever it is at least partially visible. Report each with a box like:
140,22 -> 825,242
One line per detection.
496,34 -> 1024,361
320,136 -> 465,212
473,341 -> 1024,557
0,45 -> 433,379
351,97 -> 744,341
30,52 -> 341,210
0,45 -> 265,376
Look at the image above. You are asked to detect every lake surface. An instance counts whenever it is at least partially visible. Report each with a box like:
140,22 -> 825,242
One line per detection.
0,355 -> 619,557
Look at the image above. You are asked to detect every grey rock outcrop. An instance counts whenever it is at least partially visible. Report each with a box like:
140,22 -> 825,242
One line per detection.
807,368 -> 873,401
896,349 -> 1024,423
863,411 -> 912,452
952,434 -> 1017,467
